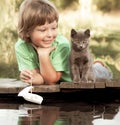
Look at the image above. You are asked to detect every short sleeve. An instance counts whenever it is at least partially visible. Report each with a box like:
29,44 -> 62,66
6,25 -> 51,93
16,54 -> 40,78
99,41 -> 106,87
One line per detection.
50,44 -> 70,71
15,41 -> 39,71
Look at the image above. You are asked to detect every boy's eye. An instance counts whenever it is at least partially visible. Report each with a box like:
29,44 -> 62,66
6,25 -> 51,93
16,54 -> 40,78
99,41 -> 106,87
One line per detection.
52,27 -> 57,30
37,29 -> 46,32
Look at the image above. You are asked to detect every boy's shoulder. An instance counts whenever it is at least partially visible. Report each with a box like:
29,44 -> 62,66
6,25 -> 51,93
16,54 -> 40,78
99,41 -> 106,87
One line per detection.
15,39 -> 26,48
54,34 -> 70,47
15,39 -> 31,49
15,39 -> 33,54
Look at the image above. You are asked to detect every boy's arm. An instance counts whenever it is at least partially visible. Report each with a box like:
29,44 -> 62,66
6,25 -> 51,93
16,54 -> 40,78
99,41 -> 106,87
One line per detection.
20,69 -> 44,85
36,46 -> 62,84
15,44 -> 61,84
20,67 -> 62,85
39,53 -> 62,84
15,42 -> 45,85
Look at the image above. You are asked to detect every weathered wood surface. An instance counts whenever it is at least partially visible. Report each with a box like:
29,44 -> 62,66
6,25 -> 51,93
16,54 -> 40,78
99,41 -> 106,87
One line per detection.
0,78 -> 60,93
60,82 -> 95,89
33,84 -> 60,93
0,78 -> 28,93
0,78 -> 120,94
60,80 -> 120,89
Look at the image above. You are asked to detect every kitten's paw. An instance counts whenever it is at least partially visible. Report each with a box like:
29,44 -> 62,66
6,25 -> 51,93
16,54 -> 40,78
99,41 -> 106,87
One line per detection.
81,78 -> 88,83
87,80 -> 93,83
73,79 -> 80,83
81,81 -> 88,83
73,81 -> 79,84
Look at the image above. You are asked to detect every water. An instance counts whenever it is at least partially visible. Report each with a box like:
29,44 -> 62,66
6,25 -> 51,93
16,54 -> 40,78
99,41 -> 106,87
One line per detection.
0,89 -> 120,125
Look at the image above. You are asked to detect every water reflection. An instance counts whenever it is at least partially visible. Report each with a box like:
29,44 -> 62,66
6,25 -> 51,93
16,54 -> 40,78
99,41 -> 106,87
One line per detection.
0,102 -> 119,125
18,105 -> 62,125
0,109 -> 27,125
92,107 -> 120,125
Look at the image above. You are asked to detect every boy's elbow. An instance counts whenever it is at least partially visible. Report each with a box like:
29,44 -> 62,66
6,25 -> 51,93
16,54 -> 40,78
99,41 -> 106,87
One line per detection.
45,75 -> 61,85
45,78 -> 59,85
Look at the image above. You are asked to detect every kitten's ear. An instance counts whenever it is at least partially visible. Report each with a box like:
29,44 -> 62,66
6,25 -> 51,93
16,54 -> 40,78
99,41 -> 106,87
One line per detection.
84,29 -> 90,37
71,29 -> 77,38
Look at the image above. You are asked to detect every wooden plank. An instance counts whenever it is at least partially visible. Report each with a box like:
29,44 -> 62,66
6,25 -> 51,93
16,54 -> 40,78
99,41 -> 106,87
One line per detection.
106,81 -> 114,87
60,82 -> 79,89
106,81 -> 120,87
0,78 -> 120,94
0,79 -> 60,93
80,83 -> 94,89
0,80 -> 29,88
0,78 -> 16,83
33,84 -> 60,93
0,79 -> 29,93
94,82 -> 105,88
0,88 -> 20,94
60,82 -> 94,89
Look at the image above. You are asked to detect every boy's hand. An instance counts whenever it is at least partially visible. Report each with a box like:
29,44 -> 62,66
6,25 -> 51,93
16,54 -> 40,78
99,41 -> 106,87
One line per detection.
20,69 -> 44,84
20,70 -> 32,84
32,44 -> 56,57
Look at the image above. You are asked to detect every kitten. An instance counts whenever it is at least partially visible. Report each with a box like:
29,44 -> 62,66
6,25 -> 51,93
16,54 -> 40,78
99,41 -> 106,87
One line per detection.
70,29 -> 95,83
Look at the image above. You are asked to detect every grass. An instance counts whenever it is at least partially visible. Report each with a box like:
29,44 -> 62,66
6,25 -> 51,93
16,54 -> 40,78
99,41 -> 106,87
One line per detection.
0,9 -> 120,80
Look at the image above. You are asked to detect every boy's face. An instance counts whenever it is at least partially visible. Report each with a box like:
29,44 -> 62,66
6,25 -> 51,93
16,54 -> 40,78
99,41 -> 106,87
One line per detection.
30,20 -> 58,48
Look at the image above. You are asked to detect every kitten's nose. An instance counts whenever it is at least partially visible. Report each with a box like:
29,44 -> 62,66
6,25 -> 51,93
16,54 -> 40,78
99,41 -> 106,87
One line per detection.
80,45 -> 83,48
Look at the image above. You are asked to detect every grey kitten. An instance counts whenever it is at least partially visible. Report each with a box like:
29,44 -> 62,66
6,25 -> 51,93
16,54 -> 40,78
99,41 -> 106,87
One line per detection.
70,29 -> 95,83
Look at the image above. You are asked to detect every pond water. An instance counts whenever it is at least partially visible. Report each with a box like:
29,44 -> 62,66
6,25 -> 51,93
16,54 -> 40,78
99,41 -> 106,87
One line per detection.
0,89 -> 120,125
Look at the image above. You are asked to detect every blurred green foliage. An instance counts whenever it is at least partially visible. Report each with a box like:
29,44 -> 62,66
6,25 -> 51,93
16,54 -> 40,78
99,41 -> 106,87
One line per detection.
94,0 -> 120,12
90,29 -> 120,79
0,0 -> 120,80
15,0 -> 23,11
51,0 -> 79,10
0,62 -> 19,79
51,0 -> 120,12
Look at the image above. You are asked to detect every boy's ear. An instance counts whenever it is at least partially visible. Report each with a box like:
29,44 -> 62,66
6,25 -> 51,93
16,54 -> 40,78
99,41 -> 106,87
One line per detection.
84,29 -> 90,37
71,29 -> 77,38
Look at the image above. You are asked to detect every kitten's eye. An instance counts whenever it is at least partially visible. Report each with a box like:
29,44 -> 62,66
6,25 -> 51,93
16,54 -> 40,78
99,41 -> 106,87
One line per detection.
83,40 -> 87,43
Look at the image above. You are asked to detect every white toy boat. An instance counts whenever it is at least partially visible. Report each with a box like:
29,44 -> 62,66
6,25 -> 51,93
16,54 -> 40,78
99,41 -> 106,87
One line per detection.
18,86 -> 43,104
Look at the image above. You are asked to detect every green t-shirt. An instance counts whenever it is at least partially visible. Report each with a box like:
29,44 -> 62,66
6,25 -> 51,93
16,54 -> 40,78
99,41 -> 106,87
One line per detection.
15,34 -> 72,82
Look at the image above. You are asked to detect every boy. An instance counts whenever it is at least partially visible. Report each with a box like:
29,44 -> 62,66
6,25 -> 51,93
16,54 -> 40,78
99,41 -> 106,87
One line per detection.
15,0 -> 72,85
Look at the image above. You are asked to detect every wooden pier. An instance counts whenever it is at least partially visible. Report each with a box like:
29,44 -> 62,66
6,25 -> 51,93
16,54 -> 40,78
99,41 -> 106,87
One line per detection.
0,78 -> 120,94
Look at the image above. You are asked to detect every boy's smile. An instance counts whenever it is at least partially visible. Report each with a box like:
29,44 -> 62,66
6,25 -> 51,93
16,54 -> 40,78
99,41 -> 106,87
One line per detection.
30,20 -> 58,48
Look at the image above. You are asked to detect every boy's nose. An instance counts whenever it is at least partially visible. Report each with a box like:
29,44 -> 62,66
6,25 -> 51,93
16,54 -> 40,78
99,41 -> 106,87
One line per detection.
47,30 -> 52,37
